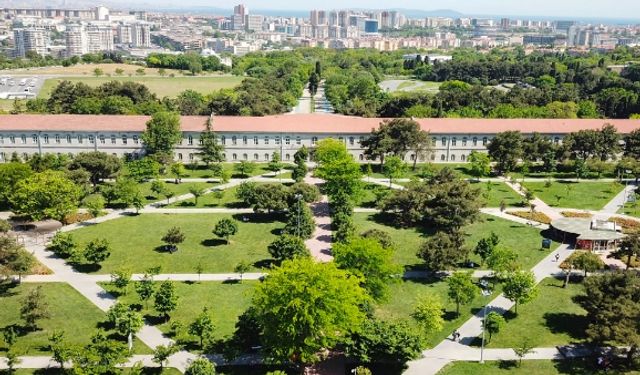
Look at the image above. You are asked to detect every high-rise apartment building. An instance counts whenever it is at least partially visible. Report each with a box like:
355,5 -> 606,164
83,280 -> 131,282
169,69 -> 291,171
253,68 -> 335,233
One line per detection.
232,4 -> 247,30
131,23 -> 151,47
13,28 -> 48,57
65,24 -> 113,57
246,14 -> 264,32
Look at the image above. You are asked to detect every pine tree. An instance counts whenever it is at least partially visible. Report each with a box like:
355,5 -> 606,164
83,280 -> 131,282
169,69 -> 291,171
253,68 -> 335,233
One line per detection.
198,116 -> 225,166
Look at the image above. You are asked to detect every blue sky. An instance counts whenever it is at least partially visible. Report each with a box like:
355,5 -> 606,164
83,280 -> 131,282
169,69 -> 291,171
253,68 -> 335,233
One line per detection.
149,0 -> 640,19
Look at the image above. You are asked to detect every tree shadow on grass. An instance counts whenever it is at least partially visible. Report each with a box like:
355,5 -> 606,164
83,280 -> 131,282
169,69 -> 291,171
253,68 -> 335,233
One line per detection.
253,258 -> 276,269
498,360 -> 518,370
0,282 -> 19,297
201,238 -> 228,247
543,312 -> 588,342
232,213 -> 284,223
72,263 -> 102,273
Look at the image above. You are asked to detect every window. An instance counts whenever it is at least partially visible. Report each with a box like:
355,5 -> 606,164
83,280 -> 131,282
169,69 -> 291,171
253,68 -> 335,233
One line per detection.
23,153 -> 28,160
189,153 -> 194,161
243,136 -> 247,145
232,153 -> 237,160
253,136 -> 258,145
482,137 -> 488,146
178,153 -> 183,160
441,154 -> 445,161
431,154 -> 436,161
451,154 -> 456,161
54,135 -> 60,144
253,153 -> 258,160
89,135 -> 95,144
461,154 -> 466,162
276,136 -> 281,145
188,135 -> 193,145
66,135 -> 71,144
462,137 -> 467,146
554,137 -> 560,144
232,136 -> 237,145
338,137 -> 344,143
21,135 -> 27,144
121,135 -> 127,145
296,137 -> 301,145
264,153 -> 269,161
242,153 -> 248,160
432,137 -> 437,146
452,137 -> 458,146
359,154 -> 364,161
349,137 -> 355,145
99,135 -> 105,144
410,154 -> 416,161
133,135 -> 139,144
286,154 -> 290,161
10,135 -> 15,144
312,137 -> 318,145
285,137 -> 290,145
111,135 -> 117,144
473,137 -> 478,146
264,136 -> 269,145
77,135 -> 83,144
441,137 -> 447,146
221,136 -> 226,145
359,137 -> 364,144
43,134 -> 49,144
32,134 -> 38,144
199,137 -> 203,145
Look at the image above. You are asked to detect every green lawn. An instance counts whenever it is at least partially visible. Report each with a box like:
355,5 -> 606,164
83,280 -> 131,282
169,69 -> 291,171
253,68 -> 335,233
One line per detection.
0,283 -> 149,355
102,281 -> 254,347
39,76 -> 243,98
486,278 -> 587,348
376,279 -> 501,348
139,181 -> 217,205
67,213 -> 283,274
354,213 -> 556,271
356,183 -> 391,208
5,368 -> 182,375
180,163 -> 286,179
474,181 -> 524,208
168,184 -> 246,208
437,359 -> 631,375
523,181 -> 624,210
618,202 -> 640,218
363,163 -> 475,180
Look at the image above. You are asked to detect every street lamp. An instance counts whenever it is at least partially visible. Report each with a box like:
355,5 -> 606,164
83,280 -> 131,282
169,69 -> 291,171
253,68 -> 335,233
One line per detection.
480,286 -> 492,364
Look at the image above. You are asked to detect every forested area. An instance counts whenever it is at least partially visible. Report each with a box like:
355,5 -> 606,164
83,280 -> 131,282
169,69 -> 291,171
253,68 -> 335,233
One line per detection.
11,46 -> 640,118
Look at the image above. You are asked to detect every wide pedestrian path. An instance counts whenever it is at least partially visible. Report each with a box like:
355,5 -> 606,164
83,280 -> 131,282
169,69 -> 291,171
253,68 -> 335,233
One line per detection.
303,174 -> 334,262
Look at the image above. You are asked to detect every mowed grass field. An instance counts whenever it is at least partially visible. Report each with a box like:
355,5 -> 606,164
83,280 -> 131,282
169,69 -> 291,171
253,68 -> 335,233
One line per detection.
523,181 -> 624,210
68,213 -> 283,274
4,63 -> 189,76
39,75 -> 244,98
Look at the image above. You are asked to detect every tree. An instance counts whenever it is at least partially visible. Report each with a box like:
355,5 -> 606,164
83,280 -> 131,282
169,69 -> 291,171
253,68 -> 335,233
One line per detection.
93,67 -> 104,77
566,251 -> 604,277
189,307 -> 215,348
71,331 -> 130,375
111,269 -> 132,295
250,184 -> 290,213
417,231 -> 466,272
0,162 -> 32,207
484,311 -> 505,343
251,258 -> 369,365
292,147 -> 309,182
6,351 -> 20,373
83,239 -> 111,266
198,117 -> 225,165
126,158 -> 161,182
412,294 -> 445,333
268,151 -> 284,176
577,272 -> 640,363
333,237 -> 402,301
185,357 -> 216,375
383,156 -> 406,187
141,111 -> 182,158
112,307 -> 144,351
613,232 -> 640,269
162,226 -> 185,253
282,198 -> 315,239
474,232 -> 500,265
487,131 -> 523,174
10,248 -> 35,283
48,232 -> 77,258
49,330 -> 72,369
213,218 -> 238,243
135,273 -> 155,308
268,235 -> 310,263
189,186 -> 205,206
234,261 -> 252,283
69,152 -> 121,186
624,128 -> 640,159
344,319 -> 425,365
503,271 -> 538,314
154,280 -> 178,321
486,245 -> 519,278
361,229 -> 394,250
85,195 -> 105,218
151,179 -> 167,198
234,161 -> 257,178
171,163 -> 186,184
10,171 -> 80,221
468,151 -> 491,179
513,338 -> 535,367
210,163 -> 231,183
447,271 -> 480,317
20,285 -> 50,330
152,343 -> 179,370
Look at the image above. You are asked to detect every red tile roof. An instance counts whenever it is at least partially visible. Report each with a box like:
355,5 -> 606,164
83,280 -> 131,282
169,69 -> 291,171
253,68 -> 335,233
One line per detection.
1,114 -> 639,135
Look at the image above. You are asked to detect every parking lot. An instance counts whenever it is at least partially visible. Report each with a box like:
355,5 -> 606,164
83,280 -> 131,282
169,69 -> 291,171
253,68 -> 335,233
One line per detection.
0,75 -> 45,99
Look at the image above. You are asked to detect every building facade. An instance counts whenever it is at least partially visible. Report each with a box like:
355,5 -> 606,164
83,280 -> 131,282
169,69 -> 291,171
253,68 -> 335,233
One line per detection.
0,114 -> 638,164
13,28 -> 48,57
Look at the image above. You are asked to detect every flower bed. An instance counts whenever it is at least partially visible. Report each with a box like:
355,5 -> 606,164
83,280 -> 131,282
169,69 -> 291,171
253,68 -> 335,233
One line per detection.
561,211 -> 593,218
608,216 -> 640,233
506,211 -> 552,224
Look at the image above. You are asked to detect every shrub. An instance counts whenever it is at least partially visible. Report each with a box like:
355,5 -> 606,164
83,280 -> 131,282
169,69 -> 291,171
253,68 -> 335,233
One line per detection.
506,211 -> 552,224
561,211 -> 593,218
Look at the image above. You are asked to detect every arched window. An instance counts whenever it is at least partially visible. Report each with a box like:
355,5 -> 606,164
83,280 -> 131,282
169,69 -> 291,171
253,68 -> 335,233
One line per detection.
221,136 -> 226,145
242,153 -> 247,160
440,154 -> 445,161
232,153 -> 237,160
285,154 -> 290,161
188,153 -> 194,161
431,154 -> 436,161
451,154 -> 456,161
452,137 -> 457,146
188,135 -> 193,145
482,137 -> 488,145
312,137 -> 318,145
473,137 -> 478,146
441,137 -> 447,146
178,153 -> 183,160
461,154 -> 466,162
232,136 -> 237,145
254,153 -> 258,160
264,153 -> 269,161
359,154 -> 364,161
462,137 -> 467,146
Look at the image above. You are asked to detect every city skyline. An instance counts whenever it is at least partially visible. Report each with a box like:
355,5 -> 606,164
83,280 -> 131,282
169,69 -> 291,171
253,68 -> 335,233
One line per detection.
114,0 -> 640,20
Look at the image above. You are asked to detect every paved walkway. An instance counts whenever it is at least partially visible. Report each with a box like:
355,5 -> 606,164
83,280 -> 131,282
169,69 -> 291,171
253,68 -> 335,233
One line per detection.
303,175 -> 333,262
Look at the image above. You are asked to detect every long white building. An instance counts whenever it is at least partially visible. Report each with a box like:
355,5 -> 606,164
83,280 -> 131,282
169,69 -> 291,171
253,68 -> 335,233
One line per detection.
0,114 -> 638,163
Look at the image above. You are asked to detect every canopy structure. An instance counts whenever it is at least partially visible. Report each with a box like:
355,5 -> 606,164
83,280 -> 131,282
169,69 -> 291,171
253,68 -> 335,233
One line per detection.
551,217 -> 624,252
